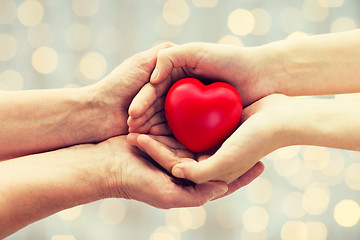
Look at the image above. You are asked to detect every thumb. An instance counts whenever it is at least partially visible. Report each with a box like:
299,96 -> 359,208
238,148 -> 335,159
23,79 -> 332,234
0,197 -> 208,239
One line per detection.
172,156 -> 223,184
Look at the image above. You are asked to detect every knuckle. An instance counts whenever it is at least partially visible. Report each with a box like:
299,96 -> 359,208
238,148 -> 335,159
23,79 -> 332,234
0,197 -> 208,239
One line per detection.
159,41 -> 175,49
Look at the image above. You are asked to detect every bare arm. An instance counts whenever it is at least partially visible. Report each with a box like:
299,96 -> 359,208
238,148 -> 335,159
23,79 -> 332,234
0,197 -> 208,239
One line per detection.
128,30 -> 360,122
259,29 -> 360,96
0,87 -> 111,160
0,135 -> 228,238
0,141 -> 106,238
0,42 -> 176,160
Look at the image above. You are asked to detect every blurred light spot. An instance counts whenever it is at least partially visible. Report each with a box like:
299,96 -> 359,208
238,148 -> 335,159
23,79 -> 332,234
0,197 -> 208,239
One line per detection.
302,0 -> 328,22
242,206 -> 269,233
191,0 -> 218,8
280,7 -> 305,33
166,208 -> 188,232
50,236 -> 76,240
282,192 -> 306,219
251,8 -> 272,35
320,149 -> 344,180
240,228 -> 267,240
302,184 -> 330,215
27,23 -> 54,48
17,0 -> 44,27
166,207 -> 206,231
0,0 -> 17,24
228,9 -> 254,36
333,199 -> 360,227
57,205 -> 83,221
98,199 -> 126,225
96,27 -> 124,54
273,155 -> 301,177
319,0 -> 344,7
286,162 -> 312,189
162,0 -> 190,25
345,163 -> 360,190
216,202 -> 241,229
32,46 -> 58,74
246,177 -> 273,204
79,52 -> 107,80
281,221 -> 307,240
286,31 -> 310,40
66,23 -> 92,51
181,207 -> 206,230
0,34 -> 17,61
72,0 -> 99,17
0,70 -> 23,90
218,35 -> 243,46
330,17 -> 358,33
303,146 -> 330,170
156,17 -> 182,39
149,226 -> 180,240
306,222 -> 328,240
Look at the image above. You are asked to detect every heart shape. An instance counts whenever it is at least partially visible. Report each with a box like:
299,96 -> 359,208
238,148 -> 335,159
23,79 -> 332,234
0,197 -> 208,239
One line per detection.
165,78 -> 243,153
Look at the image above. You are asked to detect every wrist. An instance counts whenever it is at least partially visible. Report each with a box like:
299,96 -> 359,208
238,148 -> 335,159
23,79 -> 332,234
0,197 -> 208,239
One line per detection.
0,142 -> 111,237
77,84 -> 126,142
86,80 -> 130,139
255,41 -> 292,96
283,97 -> 360,151
89,136 -> 129,199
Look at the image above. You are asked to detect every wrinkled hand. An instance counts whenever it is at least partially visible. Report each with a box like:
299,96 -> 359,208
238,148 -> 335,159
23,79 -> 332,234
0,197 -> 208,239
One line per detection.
127,133 -> 265,199
99,136 -> 230,208
86,42 -> 175,139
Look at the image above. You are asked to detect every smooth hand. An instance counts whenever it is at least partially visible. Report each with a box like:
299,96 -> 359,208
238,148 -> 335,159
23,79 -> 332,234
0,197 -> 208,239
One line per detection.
126,94 -> 293,185
169,94 -> 291,184
127,133 -> 265,198
149,93 -> 360,184
127,42 -> 276,128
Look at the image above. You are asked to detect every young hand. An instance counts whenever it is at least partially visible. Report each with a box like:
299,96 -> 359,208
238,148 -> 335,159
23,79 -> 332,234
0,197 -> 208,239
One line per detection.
127,133 -> 265,198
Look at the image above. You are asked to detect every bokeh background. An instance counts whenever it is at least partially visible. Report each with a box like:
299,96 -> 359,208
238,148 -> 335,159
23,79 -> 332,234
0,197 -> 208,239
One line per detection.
1,0 -> 360,239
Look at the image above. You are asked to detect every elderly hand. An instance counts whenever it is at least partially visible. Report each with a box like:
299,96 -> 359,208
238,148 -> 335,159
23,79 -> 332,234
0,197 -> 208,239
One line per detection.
96,136 -> 231,208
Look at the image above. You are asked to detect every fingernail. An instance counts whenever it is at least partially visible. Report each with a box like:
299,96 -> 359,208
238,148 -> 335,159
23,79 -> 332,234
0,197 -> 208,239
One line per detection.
150,68 -> 158,82
211,185 -> 228,200
172,167 -> 184,179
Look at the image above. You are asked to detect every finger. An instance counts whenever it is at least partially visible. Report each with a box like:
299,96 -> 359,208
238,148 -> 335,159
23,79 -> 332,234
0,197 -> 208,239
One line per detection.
139,134 -> 186,150
126,133 -> 146,152
128,96 -> 165,130
167,181 -> 228,208
136,134 -> 193,173
129,111 -> 166,134
149,123 -> 172,136
150,44 -> 200,84
128,77 -> 172,118
198,155 -> 210,161
210,161 -> 265,201
157,181 -> 227,209
171,150 -> 236,183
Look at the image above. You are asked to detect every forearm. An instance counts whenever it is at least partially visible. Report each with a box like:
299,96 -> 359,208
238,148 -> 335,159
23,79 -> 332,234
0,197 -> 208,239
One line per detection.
0,142 -> 110,238
282,97 -> 360,151
0,87 -> 115,160
259,30 -> 360,96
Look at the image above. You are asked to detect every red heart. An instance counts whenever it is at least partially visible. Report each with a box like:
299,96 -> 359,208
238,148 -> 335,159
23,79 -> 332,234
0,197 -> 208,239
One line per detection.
165,78 -> 243,153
